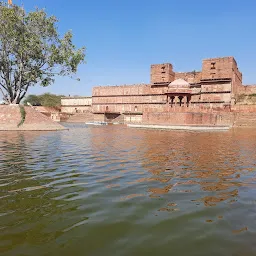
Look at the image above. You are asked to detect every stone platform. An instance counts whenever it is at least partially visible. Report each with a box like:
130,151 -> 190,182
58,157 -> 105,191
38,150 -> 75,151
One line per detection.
0,105 -> 66,131
127,124 -> 231,131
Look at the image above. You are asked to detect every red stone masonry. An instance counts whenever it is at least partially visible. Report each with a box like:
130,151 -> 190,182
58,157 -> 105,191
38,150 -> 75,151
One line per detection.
175,71 -> 202,84
0,105 -> 66,131
92,56 -> 256,127
151,63 -> 175,84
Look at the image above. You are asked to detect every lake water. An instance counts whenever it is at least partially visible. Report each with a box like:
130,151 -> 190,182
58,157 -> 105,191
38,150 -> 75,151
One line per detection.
1,124 -> 256,256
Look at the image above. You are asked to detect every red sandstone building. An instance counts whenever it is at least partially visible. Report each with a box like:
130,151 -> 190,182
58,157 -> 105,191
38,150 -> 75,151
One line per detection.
92,57 -> 256,127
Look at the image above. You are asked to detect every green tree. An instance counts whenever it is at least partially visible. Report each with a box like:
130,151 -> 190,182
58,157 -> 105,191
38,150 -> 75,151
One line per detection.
24,93 -> 64,107
38,93 -> 63,107
23,94 -> 41,106
0,2 -> 85,104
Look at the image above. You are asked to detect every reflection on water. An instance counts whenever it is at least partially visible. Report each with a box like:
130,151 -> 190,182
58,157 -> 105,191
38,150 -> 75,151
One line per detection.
1,124 -> 256,255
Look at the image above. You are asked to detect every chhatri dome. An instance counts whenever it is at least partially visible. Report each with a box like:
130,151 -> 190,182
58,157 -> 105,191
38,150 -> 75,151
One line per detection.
168,78 -> 190,88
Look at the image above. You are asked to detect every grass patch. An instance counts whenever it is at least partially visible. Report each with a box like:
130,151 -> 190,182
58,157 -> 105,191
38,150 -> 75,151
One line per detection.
17,105 -> 26,127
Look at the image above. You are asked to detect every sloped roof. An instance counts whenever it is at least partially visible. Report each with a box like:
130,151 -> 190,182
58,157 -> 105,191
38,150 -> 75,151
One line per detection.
169,78 -> 190,88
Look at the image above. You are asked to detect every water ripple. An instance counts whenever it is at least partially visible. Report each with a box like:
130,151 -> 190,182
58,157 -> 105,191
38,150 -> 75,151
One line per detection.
1,126 -> 256,255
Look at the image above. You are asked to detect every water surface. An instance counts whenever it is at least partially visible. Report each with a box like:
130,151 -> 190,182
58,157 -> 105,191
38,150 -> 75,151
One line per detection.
1,124 -> 256,255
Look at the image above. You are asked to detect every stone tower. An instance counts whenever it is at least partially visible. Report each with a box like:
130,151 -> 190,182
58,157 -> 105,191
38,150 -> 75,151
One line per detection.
150,63 -> 175,84
201,57 -> 242,96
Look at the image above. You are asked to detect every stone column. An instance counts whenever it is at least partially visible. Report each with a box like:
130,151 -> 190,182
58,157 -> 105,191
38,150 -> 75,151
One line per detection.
174,96 -> 178,106
181,96 -> 186,107
170,96 -> 174,107
178,96 -> 183,107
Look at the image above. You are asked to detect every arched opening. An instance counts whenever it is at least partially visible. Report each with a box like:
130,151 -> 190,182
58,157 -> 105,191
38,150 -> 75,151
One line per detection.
134,106 -> 138,112
186,96 -> 191,107
178,96 -> 183,107
106,106 -> 109,112
170,96 -> 175,107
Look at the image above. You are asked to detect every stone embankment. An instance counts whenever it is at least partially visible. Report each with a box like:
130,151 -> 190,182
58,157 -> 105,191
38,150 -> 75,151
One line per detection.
0,105 -> 66,131
64,112 -> 94,123
233,113 -> 256,127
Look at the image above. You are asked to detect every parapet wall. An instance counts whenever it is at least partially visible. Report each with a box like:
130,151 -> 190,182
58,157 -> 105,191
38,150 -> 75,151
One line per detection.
93,84 -> 146,97
175,71 -> 202,84
237,85 -> 256,95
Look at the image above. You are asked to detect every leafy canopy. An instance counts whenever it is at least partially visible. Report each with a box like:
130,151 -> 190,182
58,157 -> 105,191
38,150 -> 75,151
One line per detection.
0,2 -> 85,104
23,94 -> 41,106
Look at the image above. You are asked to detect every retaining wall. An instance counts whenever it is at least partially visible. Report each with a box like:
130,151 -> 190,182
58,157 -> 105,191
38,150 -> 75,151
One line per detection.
0,105 -> 66,131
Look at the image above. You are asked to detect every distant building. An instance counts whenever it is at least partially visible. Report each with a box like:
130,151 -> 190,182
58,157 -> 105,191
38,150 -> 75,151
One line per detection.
91,56 -> 256,127
61,96 -> 92,114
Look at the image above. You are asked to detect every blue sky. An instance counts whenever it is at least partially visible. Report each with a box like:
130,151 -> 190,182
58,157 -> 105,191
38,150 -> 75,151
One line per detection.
10,0 -> 256,96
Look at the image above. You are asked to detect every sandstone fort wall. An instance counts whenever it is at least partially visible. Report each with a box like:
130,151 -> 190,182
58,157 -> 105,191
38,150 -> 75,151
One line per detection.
142,112 -> 233,126
92,84 -> 169,96
151,63 -> 175,84
61,97 -> 92,114
61,97 -> 92,106
237,85 -> 256,95
175,72 -> 202,84
201,57 -> 239,80
90,56 -> 256,127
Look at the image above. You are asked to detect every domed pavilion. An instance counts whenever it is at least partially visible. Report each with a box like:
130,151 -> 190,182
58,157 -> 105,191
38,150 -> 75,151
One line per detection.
166,79 -> 192,107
